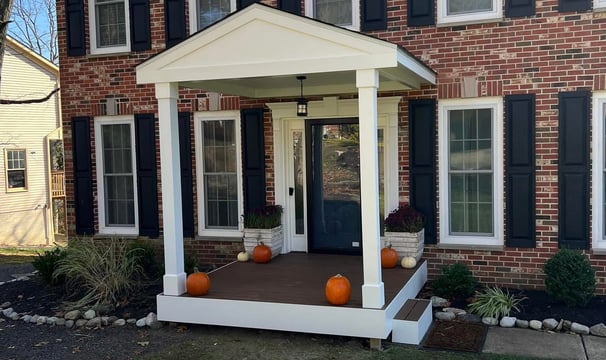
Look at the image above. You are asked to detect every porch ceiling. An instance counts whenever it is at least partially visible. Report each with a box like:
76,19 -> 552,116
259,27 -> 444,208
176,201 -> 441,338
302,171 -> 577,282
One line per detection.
136,3 -> 436,98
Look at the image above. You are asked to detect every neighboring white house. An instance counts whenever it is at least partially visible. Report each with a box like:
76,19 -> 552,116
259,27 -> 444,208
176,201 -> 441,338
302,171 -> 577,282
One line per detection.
0,36 -> 63,247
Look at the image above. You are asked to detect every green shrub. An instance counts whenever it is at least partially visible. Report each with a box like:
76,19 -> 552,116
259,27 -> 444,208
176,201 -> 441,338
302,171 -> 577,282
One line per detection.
543,249 -> 596,307
432,263 -> 478,300
467,287 -> 526,319
53,237 -> 143,309
32,247 -> 67,285
184,254 -> 198,275
128,241 -> 161,280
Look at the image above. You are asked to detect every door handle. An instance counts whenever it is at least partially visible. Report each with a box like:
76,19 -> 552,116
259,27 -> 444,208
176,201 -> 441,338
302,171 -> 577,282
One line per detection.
289,187 -> 294,196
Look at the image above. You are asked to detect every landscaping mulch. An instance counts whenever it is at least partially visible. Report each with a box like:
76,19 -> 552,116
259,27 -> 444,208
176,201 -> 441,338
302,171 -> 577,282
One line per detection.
422,320 -> 487,353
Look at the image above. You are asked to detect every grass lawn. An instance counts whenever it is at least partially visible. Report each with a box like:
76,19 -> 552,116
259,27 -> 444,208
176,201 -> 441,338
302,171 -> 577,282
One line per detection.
0,247 -> 39,265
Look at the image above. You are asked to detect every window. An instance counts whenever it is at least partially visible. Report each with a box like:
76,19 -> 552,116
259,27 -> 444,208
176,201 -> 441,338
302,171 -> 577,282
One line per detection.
190,0 -> 236,33
592,92 -> 606,249
5,149 -> 27,191
195,111 -> 243,237
437,0 -> 502,25
596,0 -> 606,10
94,117 -> 138,235
89,0 -> 130,54
438,98 -> 503,246
305,0 -> 360,30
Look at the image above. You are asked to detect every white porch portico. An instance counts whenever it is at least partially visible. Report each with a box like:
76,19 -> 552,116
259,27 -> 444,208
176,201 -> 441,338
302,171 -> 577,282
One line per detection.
136,3 -> 435,339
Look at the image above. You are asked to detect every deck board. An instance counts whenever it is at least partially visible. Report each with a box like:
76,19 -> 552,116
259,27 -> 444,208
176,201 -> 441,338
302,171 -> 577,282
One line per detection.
189,253 -> 421,308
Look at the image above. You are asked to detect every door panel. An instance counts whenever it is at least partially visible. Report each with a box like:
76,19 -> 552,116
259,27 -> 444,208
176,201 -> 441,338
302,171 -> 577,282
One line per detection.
306,119 -> 362,254
287,120 -> 307,252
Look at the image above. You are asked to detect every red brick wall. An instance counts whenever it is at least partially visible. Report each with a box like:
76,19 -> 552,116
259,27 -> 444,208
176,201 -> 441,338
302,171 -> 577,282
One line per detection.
57,0 -> 606,293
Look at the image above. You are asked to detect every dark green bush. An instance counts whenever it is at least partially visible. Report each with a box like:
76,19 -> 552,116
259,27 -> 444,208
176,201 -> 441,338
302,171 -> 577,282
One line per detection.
128,241 -> 161,280
32,247 -> 66,285
432,263 -> 478,300
185,254 -> 198,275
543,249 -> 595,307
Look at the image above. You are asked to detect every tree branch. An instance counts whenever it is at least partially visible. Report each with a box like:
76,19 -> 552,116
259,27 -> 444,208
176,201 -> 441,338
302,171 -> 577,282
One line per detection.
0,87 -> 60,104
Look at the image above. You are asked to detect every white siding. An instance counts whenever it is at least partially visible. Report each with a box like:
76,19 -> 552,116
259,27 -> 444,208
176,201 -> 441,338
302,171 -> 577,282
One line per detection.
0,41 -> 60,246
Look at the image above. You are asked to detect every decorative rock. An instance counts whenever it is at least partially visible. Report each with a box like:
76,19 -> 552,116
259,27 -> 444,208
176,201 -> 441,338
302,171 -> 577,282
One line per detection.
435,311 -> 456,321
136,318 -> 147,327
2,307 -> 14,317
30,315 -> 39,324
64,310 -> 81,320
21,315 -> 32,323
56,318 -> 66,327
127,318 -> 137,324
556,319 -> 563,331
563,320 -> 572,331
47,317 -> 57,326
65,320 -> 74,329
482,317 -> 499,326
75,319 -> 88,328
443,307 -> 466,316
590,323 -> 606,337
515,319 -> 529,328
145,312 -> 162,329
430,296 -> 450,308
458,313 -> 482,323
101,316 -> 109,326
0,301 -> 11,309
108,316 -> 118,324
86,317 -> 102,327
500,316 -> 516,328
37,316 -> 47,325
543,318 -> 559,330
571,322 -> 590,335
530,320 -> 542,330
83,309 -> 96,320
113,319 -> 126,326
10,312 -> 19,321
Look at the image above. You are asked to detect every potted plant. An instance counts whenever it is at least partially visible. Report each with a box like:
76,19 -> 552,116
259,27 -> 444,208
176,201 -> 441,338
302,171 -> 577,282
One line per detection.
383,204 -> 424,262
242,205 -> 284,258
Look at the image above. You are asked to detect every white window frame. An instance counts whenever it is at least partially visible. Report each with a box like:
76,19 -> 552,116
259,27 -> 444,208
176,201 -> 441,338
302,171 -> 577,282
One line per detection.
5,148 -> 27,192
188,0 -> 237,34
89,0 -> 131,55
592,92 -> 606,249
304,0 -> 360,31
596,0 -> 606,10
438,97 -> 504,246
437,0 -> 502,26
194,110 -> 244,238
94,116 -> 139,235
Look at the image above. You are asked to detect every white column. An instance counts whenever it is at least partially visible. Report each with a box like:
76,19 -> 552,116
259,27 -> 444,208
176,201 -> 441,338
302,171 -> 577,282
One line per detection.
156,82 -> 186,296
357,69 -> 384,309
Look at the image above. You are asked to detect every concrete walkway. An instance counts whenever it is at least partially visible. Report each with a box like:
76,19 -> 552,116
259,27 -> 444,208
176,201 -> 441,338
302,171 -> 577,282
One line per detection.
0,263 -> 35,282
483,327 -> 606,360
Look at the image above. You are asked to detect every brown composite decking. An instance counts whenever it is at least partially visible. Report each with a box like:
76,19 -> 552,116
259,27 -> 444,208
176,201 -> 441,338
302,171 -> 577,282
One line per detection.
193,253 -> 421,308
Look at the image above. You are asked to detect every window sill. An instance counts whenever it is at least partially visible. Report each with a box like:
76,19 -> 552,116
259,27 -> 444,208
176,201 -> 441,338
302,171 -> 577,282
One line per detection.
591,248 -> 606,256
437,243 -> 505,252
93,234 -> 139,240
194,235 -> 242,242
436,17 -> 502,28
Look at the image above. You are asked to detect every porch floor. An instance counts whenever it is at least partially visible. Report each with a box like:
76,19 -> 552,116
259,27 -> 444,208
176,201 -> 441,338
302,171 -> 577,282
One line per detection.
197,253 -> 420,308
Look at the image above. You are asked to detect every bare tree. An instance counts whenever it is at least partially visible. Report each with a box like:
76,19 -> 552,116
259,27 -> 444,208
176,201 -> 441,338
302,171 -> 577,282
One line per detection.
0,0 -> 15,85
8,0 -> 57,64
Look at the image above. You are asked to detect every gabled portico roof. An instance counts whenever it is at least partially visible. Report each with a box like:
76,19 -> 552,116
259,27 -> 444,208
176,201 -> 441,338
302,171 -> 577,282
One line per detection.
136,3 -> 435,98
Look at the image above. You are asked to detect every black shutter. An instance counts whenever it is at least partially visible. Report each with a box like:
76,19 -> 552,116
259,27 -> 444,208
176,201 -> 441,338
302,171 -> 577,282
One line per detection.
241,108 -> 266,212
135,114 -> 159,237
130,0 -> 151,51
361,0 -> 387,31
72,117 -> 94,235
558,91 -> 590,249
505,0 -> 535,18
66,0 -> 85,56
505,94 -> 536,248
559,0 -> 590,12
408,0 -> 435,27
278,0 -> 301,15
165,0 -> 186,48
237,0 -> 257,9
409,99 -> 437,244
179,112 -> 194,238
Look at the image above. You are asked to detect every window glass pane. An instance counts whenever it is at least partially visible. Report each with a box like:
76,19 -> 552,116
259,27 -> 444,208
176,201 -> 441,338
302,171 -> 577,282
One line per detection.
96,0 -> 126,47
7,170 -> 26,189
314,0 -> 352,26
198,0 -> 231,29
101,124 -> 135,226
447,0 -> 493,15
6,150 -> 26,190
203,119 -> 238,229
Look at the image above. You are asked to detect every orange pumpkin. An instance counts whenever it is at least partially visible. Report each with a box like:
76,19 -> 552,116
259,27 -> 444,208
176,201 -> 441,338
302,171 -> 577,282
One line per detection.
186,269 -> 210,296
252,242 -> 272,263
381,246 -> 398,268
325,274 -> 351,306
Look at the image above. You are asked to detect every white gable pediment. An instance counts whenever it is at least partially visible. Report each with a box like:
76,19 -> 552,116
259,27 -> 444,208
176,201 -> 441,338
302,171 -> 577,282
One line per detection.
137,4 -> 435,97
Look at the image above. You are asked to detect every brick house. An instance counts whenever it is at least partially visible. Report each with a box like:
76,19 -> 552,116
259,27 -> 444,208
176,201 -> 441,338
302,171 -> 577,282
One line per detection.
58,0 -> 606,341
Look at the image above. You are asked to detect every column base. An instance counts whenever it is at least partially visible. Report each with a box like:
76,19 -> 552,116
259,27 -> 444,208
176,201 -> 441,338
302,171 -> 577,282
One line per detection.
163,272 -> 187,296
362,282 -> 385,309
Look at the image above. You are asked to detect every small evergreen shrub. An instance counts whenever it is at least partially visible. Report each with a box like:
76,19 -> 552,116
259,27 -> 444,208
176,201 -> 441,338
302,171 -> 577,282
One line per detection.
32,247 -> 67,285
128,241 -> 161,280
467,287 -> 526,319
543,249 -> 596,307
184,254 -> 198,275
432,263 -> 478,300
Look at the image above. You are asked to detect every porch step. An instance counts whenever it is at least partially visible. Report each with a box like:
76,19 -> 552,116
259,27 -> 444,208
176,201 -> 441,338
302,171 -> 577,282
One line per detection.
391,299 -> 432,345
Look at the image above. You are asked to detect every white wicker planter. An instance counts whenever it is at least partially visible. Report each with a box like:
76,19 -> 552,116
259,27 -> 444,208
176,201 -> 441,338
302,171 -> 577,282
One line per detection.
383,228 -> 425,262
243,226 -> 283,258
